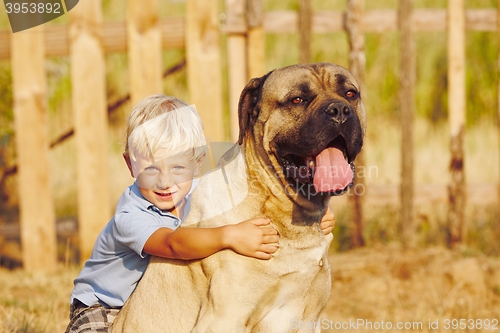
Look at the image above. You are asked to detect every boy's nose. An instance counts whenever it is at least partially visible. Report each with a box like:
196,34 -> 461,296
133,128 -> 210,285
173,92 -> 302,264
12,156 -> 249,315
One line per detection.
157,171 -> 173,189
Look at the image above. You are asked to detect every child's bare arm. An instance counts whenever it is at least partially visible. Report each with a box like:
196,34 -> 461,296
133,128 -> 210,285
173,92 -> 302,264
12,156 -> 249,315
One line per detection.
143,218 -> 279,260
320,204 -> 335,235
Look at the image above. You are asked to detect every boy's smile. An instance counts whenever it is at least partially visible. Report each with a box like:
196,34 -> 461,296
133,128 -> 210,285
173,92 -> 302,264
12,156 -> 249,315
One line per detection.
154,191 -> 176,199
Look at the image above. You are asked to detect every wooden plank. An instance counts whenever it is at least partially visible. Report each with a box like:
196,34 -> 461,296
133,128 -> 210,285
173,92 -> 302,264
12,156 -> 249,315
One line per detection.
247,0 -> 265,79
466,9 -> 498,31
69,0 -> 111,262
11,26 -> 57,272
498,0 -> 500,212
364,10 -> 398,32
345,0 -> 366,248
226,0 -> 248,142
127,0 -> 163,107
298,0 -> 312,64
0,219 -> 78,239
399,0 -> 416,248
246,27 -> 265,79
225,9 -> 497,34
447,0 -> 467,248
413,9 -> 446,31
0,18 -> 185,60
314,11 -> 344,33
0,8 -> 496,60
262,11 -> 297,33
186,0 -> 224,141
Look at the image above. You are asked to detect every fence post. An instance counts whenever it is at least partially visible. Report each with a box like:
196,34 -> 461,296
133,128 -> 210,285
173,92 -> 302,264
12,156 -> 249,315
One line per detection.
11,26 -> 57,272
247,0 -> 265,79
226,0 -> 248,142
398,0 -> 415,248
186,0 -> 224,141
497,0 -> 500,220
127,0 -> 162,107
70,0 -> 111,262
298,0 -> 312,64
447,0 -> 467,248
345,0 -> 366,248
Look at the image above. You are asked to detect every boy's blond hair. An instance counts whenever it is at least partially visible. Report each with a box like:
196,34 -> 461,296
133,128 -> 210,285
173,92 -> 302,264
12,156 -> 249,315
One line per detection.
125,95 -> 206,164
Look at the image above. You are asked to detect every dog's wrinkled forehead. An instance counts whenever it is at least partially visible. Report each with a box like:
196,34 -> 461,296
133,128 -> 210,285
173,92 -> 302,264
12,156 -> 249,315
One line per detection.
236,62 -> 366,145
261,63 -> 360,101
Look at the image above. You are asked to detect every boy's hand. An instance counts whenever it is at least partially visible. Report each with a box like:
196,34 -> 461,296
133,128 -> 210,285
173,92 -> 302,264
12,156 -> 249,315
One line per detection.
224,218 -> 279,260
320,205 -> 335,235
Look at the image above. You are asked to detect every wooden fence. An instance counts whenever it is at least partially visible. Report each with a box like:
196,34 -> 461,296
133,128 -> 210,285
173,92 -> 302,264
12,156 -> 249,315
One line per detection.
0,0 -> 498,271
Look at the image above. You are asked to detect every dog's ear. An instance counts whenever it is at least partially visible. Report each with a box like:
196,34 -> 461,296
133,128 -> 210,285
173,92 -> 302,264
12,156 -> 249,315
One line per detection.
237,72 -> 271,145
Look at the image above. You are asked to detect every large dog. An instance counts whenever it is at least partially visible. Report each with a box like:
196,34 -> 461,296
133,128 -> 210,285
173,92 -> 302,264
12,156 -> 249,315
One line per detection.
111,63 -> 366,333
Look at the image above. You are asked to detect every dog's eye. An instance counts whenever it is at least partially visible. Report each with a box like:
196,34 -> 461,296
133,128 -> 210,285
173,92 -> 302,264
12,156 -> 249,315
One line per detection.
292,97 -> 304,104
345,90 -> 358,99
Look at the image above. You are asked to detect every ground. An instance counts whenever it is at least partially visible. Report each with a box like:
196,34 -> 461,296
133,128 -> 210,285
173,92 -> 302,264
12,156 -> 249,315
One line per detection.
0,245 -> 499,333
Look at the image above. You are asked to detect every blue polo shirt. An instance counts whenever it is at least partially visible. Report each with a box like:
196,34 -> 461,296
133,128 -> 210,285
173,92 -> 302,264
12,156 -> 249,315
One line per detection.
70,181 -> 196,308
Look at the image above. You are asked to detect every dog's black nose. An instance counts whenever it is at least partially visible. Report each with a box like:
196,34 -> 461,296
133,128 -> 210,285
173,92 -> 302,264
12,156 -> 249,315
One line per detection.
325,101 -> 352,124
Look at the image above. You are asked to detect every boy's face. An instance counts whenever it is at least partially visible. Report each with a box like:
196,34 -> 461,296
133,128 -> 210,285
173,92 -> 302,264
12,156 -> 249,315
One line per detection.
124,150 -> 203,215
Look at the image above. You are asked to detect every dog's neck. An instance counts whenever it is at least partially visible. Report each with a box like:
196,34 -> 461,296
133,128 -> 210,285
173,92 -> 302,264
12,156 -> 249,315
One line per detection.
186,141 -> 329,244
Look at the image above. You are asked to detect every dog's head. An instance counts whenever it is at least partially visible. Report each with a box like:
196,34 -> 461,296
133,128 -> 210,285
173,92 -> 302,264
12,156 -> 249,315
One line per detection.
238,63 -> 366,199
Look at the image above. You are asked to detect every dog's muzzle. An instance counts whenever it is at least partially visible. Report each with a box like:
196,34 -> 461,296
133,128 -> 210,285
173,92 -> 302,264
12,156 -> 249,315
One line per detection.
280,134 -> 356,196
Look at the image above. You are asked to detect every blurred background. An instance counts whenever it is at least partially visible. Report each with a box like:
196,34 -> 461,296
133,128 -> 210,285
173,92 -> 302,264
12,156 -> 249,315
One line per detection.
0,0 -> 499,332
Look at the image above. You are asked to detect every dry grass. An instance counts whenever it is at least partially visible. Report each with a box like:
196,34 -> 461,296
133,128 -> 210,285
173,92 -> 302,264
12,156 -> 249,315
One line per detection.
0,265 -> 80,333
0,246 -> 498,333
322,245 -> 500,333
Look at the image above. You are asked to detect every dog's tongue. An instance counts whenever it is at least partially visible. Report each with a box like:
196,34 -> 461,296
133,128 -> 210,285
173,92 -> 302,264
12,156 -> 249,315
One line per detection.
313,147 -> 353,192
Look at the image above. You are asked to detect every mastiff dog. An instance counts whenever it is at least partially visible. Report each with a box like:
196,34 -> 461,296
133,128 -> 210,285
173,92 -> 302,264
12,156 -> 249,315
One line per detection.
111,62 -> 366,333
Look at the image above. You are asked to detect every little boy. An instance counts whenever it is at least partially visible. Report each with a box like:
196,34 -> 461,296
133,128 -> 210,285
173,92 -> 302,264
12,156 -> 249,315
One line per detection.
65,95 -> 334,333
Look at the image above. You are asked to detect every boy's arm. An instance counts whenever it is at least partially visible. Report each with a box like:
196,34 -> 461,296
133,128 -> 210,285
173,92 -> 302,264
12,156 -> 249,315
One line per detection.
143,218 -> 279,260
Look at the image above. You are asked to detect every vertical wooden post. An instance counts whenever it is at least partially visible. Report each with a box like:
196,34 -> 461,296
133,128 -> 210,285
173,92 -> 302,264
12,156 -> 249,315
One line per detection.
70,0 -> 111,262
226,0 -> 248,142
298,0 -> 312,64
447,0 -> 466,248
497,0 -> 500,219
11,26 -> 57,272
247,0 -> 265,79
345,0 -> 365,248
127,0 -> 162,107
399,0 -> 415,248
186,0 -> 224,141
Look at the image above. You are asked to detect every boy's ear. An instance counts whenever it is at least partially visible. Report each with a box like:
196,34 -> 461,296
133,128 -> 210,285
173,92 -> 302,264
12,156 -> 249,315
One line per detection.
193,154 -> 205,177
123,153 -> 135,178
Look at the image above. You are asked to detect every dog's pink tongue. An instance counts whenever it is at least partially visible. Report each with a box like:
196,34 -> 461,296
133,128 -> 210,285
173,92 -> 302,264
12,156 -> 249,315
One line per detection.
313,147 -> 353,192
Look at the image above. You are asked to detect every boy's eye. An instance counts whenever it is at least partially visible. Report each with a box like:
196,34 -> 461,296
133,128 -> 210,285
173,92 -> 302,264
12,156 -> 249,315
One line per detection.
173,165 -> 185,171
145,166 -> 160,172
